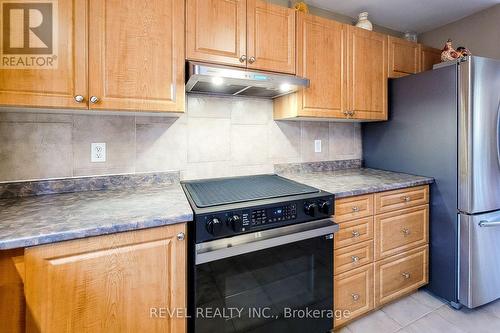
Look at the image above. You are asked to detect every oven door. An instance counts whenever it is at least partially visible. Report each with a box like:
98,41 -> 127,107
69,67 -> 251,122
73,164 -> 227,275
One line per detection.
193,219 -> 338,333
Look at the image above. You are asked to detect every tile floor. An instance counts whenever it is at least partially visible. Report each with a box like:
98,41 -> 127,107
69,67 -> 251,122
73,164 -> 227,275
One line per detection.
336,289 -> 500,333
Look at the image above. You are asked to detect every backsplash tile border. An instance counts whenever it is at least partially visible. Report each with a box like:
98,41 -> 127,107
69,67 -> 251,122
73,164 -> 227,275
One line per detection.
274,159 -> 362,174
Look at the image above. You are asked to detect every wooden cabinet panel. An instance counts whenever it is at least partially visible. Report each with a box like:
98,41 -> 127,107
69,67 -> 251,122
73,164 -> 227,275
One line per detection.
247,0 -> 295,74
274,13 -> 345,119
89,0 -> 185,112
375,245 -> 428,307
186,0 -> 247,67
334,240 -> 374,275
0,0 -> 87,109
334,217 -> 374,249
388,36 -> 421,78
335,194 -> 374,223
334,264 -> 374,328
421,45 -> 442,72
375,185 -> 429,214
25,224 -> 187,333
346,26 -> 388,121
375,205 -> 429,260
0,249 -> 25,333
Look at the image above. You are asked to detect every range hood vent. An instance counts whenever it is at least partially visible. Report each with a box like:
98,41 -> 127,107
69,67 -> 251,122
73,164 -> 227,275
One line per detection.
185,62 -> 309,99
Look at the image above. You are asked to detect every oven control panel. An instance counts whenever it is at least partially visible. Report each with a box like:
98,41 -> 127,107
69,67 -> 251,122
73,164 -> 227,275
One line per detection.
194,194 -> 334,243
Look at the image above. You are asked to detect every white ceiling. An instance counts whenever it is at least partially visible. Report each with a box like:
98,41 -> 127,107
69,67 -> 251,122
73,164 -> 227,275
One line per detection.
307,0 -> 500,33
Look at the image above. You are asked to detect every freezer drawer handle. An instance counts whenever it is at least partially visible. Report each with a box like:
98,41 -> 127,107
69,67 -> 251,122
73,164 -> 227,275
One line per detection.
478,221 -> 500,228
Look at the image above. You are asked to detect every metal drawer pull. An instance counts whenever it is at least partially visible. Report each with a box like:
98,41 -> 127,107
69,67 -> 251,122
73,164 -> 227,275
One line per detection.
401,272 -> 411,279
177,232 -> 185,241
401,228 -> 411,236
239,55 -> 247,63
352,293 -> 360,302
351,255 -> 360,263
402,196 -> 411,202
352,230 -> 360,238
249,56 -> 256,64
479,221 -> 500,228
352,206 -> 360,212
74,95 -> 84,103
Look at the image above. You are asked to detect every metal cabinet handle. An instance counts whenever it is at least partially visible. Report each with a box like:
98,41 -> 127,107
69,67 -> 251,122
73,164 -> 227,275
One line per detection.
239,55 -> 247,63
401,228 -> 411,236
352,293 -> 360,302
177,232 -> 185,241
343,110 -> 349,116
349,110 -> 355,116
401,272 -> 411,279
74,95 -> 84,103
90,96 -> 99,104
351,255 -> 360,263
352,230 -> 360,238
402,196 -> 411,202
478,221 -> 500,227
248,56 -> 256,64
352,206 -> 360,212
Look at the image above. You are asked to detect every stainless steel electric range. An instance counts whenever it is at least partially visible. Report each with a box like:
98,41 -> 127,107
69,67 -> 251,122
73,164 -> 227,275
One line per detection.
181,174 -> 338,333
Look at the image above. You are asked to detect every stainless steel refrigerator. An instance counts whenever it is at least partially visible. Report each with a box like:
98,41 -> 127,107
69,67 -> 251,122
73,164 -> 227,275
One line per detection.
363,56 -> 500,309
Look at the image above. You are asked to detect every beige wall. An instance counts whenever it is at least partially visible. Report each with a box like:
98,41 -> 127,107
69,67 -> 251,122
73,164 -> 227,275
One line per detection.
419,4 -> 500,59
0,96 -> 362,182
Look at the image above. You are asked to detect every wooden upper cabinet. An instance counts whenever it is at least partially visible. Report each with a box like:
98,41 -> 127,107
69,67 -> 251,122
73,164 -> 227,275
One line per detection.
88,0 -> 185,112
388,36 -> 421,78
274,13 -> 345,119
25,224 -> 187,333
347,26 -> 388,121
247,0 -> 295,74
421,45 -> 442,72
0,0 -> 87,109
186,0 -> 247,67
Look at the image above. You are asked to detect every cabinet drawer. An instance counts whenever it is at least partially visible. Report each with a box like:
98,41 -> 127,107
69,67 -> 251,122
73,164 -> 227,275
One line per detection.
375,245 -> 428,307
334,217 -> 374,249
375,185 -> 429,214
375,205 -> 428,259
334,264 -> 374,328
335,240 -> 374,275
335,194 -> 374,223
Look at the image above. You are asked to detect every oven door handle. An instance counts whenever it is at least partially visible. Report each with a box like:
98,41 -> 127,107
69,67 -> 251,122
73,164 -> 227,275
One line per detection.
195,218 -> 338,265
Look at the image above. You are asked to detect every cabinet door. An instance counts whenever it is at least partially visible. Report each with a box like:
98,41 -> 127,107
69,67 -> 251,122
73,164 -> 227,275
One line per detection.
25,224 -> 187,333
0,250 -> 25,333
296,13 -> 346,117
347,26 -> 387,120
247,0 -> 295,74
89,0 -> 185,112
421,45 -> 442,72
0,0 -> 87,109
186,0 -> 247,67
388,36 -> 421,78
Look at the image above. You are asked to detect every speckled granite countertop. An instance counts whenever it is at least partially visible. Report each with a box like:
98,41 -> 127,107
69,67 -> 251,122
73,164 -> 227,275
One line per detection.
279,168 -> 434,198
0,183 -> 192,250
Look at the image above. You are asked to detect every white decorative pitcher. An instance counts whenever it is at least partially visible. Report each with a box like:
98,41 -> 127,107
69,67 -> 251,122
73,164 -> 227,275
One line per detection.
355,12 -> 373,31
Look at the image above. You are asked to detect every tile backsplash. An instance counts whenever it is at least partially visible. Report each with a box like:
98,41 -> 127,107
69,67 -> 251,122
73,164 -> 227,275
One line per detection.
0,95 -> 361,182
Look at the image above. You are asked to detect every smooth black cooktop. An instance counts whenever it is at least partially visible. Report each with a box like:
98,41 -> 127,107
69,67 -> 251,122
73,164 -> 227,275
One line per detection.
182,174 -> 319,208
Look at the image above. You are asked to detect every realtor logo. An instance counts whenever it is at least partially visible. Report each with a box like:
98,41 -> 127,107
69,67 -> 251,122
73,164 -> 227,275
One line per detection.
1,0 -> 58,68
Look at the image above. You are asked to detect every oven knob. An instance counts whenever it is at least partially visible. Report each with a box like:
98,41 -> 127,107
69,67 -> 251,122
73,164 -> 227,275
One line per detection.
319,200 -> 331,215
228,215 -> 243,232
206,218 -> 223,235
304,202 -> 319,217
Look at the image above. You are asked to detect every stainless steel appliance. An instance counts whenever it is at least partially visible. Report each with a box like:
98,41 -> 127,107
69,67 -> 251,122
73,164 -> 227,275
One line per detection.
363,56 -> 500,308
181,174 -> 338,332
185,62 -> 309,99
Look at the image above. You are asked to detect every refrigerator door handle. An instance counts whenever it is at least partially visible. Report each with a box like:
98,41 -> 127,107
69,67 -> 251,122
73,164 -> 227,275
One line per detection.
478,221 -> 500,228
497,101 -> 500,167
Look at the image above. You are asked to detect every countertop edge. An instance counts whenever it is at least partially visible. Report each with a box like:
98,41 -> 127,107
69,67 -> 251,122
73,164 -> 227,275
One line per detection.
0,213 -> 193,250
332,178 -> 435,198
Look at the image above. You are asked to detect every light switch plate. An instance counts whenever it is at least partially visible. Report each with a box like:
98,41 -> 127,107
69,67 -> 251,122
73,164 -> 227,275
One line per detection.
314,140 -> 322,153
91,143 -> 106,162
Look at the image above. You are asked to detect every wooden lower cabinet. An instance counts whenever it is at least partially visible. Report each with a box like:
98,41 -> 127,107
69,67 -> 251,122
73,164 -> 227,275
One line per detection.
375,245 -> 429,307
0,249 -> 25,333
24,224 -> 187,333
334,264 -> 374,328
334,185 -> 430,328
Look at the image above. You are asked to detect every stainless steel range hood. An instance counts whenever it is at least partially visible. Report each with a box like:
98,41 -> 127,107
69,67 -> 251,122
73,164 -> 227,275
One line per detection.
185,62 -> 309,99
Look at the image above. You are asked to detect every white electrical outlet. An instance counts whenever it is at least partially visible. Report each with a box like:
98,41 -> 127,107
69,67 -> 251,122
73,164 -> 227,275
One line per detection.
314,140 -> 322,153
91,143 -> 106,162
